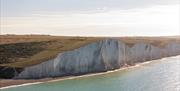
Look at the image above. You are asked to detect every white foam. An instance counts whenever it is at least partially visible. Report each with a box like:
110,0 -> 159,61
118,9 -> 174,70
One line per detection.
0,82 -> 43,90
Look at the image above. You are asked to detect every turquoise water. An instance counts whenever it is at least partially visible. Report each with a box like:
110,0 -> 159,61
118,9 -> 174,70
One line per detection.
2,56 -> 180,91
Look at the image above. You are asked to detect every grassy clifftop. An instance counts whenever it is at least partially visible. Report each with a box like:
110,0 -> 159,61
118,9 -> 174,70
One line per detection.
0,35 -> 180,68
0,35 -> 102,68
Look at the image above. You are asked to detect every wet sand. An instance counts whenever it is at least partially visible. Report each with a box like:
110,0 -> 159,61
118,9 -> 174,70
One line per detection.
0,78 -> 52,88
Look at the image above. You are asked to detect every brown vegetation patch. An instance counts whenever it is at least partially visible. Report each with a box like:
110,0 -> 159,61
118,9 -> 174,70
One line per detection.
0,35 -> 179,68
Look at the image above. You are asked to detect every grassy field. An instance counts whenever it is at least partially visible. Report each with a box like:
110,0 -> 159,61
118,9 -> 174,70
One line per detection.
0,35 -> 180,68
0,35 -> 102,68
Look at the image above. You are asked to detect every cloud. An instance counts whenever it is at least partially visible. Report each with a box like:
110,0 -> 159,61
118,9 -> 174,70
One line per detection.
1,4 -> 179,36
1,0 -> 179,17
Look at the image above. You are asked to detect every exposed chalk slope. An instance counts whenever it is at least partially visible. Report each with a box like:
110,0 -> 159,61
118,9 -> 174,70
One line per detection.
16,39 -> 180,78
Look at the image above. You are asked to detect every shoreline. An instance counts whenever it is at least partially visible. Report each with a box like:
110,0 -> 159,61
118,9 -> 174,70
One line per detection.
0,55 -> 179,89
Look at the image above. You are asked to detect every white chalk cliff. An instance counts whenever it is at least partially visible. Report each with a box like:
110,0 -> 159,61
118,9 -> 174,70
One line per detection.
15,39 -> 180,79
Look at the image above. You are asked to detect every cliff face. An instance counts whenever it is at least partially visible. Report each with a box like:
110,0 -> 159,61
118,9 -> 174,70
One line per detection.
15,39 -> 180,79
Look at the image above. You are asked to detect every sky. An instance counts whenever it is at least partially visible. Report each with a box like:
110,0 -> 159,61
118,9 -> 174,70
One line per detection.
0,0 -> 180,36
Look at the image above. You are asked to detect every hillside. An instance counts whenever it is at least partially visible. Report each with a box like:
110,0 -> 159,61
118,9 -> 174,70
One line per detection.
0,35 -> 180,68
0,35 -> 102,68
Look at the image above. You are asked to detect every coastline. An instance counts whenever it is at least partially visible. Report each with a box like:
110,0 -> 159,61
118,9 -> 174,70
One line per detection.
0,55 -> 179,90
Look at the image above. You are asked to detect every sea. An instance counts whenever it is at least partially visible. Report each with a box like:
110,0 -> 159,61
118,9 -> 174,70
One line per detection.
1,56 -> 180,91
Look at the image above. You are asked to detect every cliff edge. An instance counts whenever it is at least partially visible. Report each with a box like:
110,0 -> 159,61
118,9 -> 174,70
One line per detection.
15,38 -> 180,79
